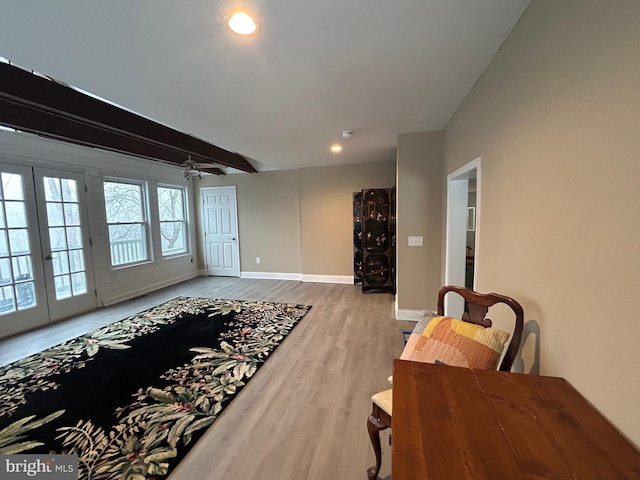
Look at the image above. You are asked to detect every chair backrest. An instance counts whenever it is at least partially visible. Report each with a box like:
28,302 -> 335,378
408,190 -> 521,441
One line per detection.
436,285 -> 524,372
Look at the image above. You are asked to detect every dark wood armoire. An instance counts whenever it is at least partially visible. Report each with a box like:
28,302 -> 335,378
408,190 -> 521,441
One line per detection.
353,188 -> 395,293
353,191 -> 364,285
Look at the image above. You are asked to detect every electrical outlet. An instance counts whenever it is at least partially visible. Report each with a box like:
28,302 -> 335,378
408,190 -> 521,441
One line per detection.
408,236 -> 424,247
256,257 -> 261,264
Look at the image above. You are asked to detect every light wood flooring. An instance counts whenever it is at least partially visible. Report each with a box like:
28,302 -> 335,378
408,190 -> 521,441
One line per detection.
0,277 -> 415,480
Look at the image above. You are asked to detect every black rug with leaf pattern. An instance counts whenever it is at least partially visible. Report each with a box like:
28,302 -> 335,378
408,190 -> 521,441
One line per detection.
0,297 -> 311,479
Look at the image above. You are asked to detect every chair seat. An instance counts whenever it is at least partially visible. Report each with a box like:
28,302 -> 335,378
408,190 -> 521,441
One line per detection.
372,389 -> 393,416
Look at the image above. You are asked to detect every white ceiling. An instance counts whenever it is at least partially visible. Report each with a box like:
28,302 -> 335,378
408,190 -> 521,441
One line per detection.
0,0 -> 529,172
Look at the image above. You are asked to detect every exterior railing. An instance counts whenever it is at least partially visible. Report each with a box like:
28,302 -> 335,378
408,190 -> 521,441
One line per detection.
110,240 -> 185,264
110,239 -> 145,265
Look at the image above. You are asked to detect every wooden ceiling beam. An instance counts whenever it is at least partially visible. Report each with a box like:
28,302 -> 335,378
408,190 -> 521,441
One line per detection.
0,98 -> 225,174
0,62 -> 255,173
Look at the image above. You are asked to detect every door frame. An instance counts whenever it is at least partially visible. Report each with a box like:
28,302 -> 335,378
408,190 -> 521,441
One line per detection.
445,157 -> 481,317
200,186 -> 240,277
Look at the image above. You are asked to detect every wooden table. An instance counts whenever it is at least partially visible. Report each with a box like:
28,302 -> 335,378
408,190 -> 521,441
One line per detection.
391,359 -> 640,479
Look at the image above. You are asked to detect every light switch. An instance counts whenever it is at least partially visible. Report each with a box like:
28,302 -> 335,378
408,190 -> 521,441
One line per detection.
408,236 -> 423,247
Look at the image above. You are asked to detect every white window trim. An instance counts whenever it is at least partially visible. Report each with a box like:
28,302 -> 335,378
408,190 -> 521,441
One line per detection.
103,178 -> 152,268
157,184 -> 190,258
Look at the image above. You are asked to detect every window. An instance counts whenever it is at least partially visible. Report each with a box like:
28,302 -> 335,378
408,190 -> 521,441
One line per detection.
104,180 -> 149,266
158,186 -> 188,256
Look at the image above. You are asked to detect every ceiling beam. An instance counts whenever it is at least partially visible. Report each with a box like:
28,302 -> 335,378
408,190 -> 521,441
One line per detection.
0,62 -> 256,173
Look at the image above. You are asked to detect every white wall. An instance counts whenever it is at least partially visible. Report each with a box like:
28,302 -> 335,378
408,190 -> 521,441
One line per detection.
0,130 -> 198,309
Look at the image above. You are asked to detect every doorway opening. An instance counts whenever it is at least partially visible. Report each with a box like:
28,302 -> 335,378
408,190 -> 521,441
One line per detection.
445,158 -> 480,318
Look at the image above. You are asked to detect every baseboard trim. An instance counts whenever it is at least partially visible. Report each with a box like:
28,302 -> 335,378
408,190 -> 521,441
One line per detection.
395,309 -> 422,321
301,274 -> 354,284
240,272 -> 354,284
395,298 -> 422,321
241,271 -> 303,281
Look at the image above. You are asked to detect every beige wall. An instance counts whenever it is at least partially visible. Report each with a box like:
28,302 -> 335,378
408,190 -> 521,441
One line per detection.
196,170 -> 302,274
298,162 -> 396,275
396,131 -> 443,312
443,0 -> 640,446
196,161 -> 395,277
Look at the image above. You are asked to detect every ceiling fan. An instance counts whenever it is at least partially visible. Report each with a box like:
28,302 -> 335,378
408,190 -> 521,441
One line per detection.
181,157 -> 225,179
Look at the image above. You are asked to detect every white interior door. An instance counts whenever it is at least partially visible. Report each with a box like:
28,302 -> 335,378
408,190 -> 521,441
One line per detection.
201,186 -> 240,277
34,168 -> 96,321
0,164 -> 96,338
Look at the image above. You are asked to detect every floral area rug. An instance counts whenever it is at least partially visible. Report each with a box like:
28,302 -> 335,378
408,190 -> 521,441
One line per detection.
0,297 -> 311,479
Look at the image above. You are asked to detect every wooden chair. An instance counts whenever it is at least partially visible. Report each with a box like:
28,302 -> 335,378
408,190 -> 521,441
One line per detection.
366,285 -> 524,479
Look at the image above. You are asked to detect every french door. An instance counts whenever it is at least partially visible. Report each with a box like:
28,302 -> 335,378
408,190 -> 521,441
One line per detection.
0,164 -> 96,338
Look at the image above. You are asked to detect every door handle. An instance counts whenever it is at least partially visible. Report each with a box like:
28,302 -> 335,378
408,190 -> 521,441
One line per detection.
44,254 -> 53,261
231,237 -> 236,241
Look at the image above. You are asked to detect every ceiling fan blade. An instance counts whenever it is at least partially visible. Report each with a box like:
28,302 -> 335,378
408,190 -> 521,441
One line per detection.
192,162 -> 223,169
196,166 -> 225,175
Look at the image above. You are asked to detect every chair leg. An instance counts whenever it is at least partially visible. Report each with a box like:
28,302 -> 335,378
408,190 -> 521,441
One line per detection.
367,414 -> 389,480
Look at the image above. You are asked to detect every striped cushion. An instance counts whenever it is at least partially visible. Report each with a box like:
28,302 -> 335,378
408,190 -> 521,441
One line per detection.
400,316 -> 510,370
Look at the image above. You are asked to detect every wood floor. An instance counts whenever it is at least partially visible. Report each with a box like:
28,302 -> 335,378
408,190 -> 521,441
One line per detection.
0,277 -> 415,480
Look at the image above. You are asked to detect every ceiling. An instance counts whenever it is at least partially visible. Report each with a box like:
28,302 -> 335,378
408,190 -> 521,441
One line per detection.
0,0 -> 529,173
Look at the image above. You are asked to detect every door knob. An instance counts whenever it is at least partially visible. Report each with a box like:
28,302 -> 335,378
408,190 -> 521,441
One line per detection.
45,254 -> 52,260
231,237 -> 236,241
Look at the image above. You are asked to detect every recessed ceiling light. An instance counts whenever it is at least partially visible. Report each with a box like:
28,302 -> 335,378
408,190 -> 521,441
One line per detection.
225,11 -> 259,36
330,144 -> 342,153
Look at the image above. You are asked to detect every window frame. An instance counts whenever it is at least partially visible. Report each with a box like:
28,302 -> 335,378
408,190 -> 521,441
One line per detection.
157,184 -> 190,258
103,178 -> 151,268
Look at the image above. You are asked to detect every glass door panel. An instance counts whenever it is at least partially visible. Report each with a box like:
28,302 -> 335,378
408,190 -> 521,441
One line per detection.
2,172 -> 37,311
43,176 -> 88,300
35,169 -> 95,321
0,165 -> 48,338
